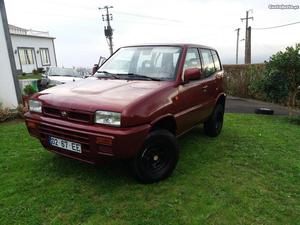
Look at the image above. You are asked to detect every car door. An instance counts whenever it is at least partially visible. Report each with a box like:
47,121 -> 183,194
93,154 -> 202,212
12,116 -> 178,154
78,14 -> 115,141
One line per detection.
176,48 -> 211,133
198,48 -> 219,116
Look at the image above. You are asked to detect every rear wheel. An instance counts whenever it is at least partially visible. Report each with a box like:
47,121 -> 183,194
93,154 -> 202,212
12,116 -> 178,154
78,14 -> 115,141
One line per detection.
131,129 -> 179,183
204,104 -> 224,137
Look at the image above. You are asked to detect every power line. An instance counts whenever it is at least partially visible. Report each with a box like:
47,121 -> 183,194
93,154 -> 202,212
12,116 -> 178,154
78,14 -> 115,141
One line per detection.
114,10 -> 182,23
18,1 -> 182,24
253,21 -> 300,30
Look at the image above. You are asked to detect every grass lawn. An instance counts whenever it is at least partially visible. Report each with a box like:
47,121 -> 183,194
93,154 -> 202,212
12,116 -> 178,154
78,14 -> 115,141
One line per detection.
18,73 -> 42,80
0,114 -> 299,225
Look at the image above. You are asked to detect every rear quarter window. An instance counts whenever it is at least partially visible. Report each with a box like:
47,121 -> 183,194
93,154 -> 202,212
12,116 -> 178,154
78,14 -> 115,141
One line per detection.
199,48 -> 215,77
211,50 -> 221,71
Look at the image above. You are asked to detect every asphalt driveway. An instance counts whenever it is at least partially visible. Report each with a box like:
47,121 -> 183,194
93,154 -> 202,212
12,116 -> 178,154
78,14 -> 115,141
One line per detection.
226,96 -> 300,115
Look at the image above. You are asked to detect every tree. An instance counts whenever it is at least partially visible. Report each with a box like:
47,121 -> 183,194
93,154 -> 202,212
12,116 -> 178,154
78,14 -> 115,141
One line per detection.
260,43 -> 300,114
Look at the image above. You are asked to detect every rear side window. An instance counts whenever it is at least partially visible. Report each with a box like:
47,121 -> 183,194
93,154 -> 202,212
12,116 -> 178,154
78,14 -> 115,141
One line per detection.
211,50 -> 221,71
199,49 -> 215,77
183,48 -> 201,71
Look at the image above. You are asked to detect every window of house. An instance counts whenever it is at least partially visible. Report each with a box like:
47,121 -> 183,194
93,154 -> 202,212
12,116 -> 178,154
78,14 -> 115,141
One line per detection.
19,48 -> 34,65
40,48 -> 50,66
199,49 -> 215,77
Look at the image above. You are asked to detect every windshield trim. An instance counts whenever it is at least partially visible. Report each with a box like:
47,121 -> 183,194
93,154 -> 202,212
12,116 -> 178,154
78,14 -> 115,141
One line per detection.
96,46 -> 183,81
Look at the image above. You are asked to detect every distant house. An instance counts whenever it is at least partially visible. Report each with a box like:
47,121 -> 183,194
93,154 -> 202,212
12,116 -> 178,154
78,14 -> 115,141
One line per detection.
9,24 -> 57,73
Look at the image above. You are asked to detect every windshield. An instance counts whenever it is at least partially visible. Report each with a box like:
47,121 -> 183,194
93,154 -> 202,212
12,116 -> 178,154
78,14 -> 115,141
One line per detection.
48,67 -> 81,77
97,46 -> 182,80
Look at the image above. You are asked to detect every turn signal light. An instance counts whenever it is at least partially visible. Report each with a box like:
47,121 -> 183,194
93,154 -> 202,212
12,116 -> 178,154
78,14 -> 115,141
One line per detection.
96,136 -> 113,146
26,121 -> 37,129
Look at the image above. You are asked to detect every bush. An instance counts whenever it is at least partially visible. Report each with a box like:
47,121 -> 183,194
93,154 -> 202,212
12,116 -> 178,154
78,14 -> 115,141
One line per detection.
22,72 -> 26,76
0,103 -> 11,122
37,67 -> 45,73
256,43 -> 300,112
0,103 -> 28,122
32,69 -> 39,75
257,69 -> 289,103
16,104 -> 28,118
23,84 -> 37,96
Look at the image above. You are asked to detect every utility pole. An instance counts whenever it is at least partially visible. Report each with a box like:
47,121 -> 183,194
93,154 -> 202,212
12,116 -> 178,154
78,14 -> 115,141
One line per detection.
235,28 -> 240,64
241,10 -> 253,64
248,26 -> 251,64
99,6 -> 114,55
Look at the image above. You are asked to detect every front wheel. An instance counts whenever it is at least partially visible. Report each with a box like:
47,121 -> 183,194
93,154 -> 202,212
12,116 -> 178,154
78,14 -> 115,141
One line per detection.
131,129 -> 179,184
204,104 -> 224,137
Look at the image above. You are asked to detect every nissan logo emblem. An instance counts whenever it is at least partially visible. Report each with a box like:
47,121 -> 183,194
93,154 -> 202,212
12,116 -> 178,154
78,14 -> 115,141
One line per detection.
61,111 -> 67,117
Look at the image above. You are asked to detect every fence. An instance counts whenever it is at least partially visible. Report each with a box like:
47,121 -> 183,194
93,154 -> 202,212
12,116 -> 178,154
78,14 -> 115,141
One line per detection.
223,64 -> 265,99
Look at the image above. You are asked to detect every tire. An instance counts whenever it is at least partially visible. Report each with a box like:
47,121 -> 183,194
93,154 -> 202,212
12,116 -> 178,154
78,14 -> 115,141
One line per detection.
255,107 -> 274,115
204,104 -> 224,137
131,129 -> 179,184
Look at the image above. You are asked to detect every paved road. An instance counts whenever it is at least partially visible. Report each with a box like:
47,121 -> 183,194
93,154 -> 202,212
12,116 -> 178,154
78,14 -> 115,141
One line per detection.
225,96 -> 300,115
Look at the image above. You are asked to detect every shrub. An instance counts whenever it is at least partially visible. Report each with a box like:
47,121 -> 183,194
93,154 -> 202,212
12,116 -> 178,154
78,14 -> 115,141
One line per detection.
32,69 -> 39,75
16,104 -> 28,118
22,72 -> 26,76
23,84 -> 37,96
0,103 -> 28,122
257,43 -> 300,113
37,67 -> 45,73
0,103 -> 12,122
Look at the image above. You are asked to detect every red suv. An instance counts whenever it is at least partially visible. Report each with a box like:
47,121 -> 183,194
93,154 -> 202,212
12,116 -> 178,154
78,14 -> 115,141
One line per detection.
25,44 -> 225,183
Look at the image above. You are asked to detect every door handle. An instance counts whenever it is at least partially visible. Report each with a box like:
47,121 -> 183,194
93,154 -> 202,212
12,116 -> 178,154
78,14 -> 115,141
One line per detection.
202,85 -> 208,92
216,74 -> 223,79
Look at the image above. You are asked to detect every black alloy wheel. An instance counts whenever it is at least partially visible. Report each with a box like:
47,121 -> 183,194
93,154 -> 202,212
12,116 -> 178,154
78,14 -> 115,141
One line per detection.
131,129 -> 179,183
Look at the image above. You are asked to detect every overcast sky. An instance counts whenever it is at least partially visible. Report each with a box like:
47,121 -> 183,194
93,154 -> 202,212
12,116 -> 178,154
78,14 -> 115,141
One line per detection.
5,0 -> 300,67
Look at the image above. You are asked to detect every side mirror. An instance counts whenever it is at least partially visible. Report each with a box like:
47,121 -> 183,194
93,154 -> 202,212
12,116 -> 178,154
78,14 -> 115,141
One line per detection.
92,64 -> 99,75
183,68 -> 202,83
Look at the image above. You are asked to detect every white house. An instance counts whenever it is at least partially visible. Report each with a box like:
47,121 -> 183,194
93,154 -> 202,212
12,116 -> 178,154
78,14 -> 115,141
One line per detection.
9,24 -> 57,73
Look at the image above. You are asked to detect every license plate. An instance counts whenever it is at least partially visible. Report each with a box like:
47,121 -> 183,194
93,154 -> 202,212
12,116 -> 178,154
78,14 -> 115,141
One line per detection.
49,136 -> 82,153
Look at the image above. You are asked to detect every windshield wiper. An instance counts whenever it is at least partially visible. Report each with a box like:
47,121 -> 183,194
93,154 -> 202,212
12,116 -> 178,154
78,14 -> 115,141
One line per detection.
96,71 -> 120,79
118,73 -> 161,81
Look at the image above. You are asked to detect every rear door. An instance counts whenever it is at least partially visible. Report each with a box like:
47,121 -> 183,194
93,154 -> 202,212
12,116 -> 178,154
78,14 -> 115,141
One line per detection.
176,48 -> 211,133
198,48 -> 220,116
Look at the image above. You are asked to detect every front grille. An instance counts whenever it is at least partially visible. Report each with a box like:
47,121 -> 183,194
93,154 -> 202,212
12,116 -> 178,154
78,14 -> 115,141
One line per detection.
44,107 -> 61,117
43,106 -> 93,123
38,124 -> 91,151
68,111 -> 91,122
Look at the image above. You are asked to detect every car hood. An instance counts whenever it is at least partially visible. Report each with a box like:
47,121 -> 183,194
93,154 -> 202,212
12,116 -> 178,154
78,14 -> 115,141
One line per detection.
38,77 -> 172,112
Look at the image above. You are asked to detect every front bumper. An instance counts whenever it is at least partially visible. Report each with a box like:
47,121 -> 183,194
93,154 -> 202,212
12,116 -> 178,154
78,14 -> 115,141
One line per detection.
25,112 -> 150,164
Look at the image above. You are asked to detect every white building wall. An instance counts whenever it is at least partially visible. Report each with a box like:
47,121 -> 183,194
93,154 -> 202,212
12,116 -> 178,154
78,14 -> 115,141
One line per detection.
0,9 -> 19,107
10,34 -> 57,72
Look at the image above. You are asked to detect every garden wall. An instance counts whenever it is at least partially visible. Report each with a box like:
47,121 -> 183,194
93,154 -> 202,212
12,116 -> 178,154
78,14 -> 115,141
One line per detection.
223,64 -> 265,99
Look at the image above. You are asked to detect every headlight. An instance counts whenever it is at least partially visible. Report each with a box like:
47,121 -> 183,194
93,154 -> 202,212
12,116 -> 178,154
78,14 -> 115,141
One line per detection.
95,111 -> 121,127
28,100 -> 42,113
